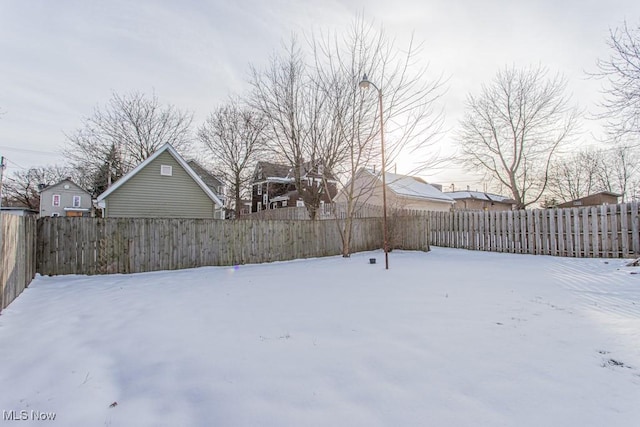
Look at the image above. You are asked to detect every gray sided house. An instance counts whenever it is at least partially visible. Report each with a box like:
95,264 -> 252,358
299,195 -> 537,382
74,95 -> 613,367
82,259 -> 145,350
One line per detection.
39,178 -> 93,217
96,144 -> 225,219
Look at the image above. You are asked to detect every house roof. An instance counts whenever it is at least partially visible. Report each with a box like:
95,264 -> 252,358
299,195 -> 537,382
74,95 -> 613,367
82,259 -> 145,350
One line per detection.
40,178 -> 90,195
254,160 -> 338,182
365,169 -> 455,203
255,161 -> 292,180
96,143 -> 224,207
446,191 -> 515,204
186,161 -> 224,194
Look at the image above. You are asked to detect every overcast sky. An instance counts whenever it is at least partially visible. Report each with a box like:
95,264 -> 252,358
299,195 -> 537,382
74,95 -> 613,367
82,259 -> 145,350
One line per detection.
1,0 -> 639,190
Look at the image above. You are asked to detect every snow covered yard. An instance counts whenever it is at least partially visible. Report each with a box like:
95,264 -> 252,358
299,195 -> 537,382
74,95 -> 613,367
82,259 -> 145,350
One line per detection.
1,247 -> 639,427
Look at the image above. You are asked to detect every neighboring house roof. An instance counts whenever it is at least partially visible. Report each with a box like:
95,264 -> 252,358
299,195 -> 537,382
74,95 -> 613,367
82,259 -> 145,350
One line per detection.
254,160 -> 338,182
0,206 -> 38,215
366,169 -> 454,203
186,161 -> 224,194
40,178 -> 91,195
557,191 -> 622,208
446,191 -> 515,204
96,143 -> 224,207
255,161 -> 293,181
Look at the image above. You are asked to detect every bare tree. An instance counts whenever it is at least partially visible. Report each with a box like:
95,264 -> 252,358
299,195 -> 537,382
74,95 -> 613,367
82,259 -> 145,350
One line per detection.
2,165 -> 80,210
457,65 -> 579,209
593,20 -> 640,139
64,91 -> 193,193
248,17 -> 445,253
248,38 -> 339,220
311,18 -> 445,255
595,143 -> 640,201
198,99 -> 267,218
547,149 -> 603,202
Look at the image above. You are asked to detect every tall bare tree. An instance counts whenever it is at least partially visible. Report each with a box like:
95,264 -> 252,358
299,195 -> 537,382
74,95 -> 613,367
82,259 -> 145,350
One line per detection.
593,20 -> 640,139
248,38 -> 339,220
64,91 -> 193,194
457,65 -> 579,209
198,99 -> 267,218
248,17 -> 445,253
311,18 -> 446,255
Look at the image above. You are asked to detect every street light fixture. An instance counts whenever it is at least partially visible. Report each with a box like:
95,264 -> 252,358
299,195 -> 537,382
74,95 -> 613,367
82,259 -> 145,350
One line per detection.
359,73 -> 389,270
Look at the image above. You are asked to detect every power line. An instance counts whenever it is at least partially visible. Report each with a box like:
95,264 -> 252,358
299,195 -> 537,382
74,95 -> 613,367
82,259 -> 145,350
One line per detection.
0,145 -> 60,155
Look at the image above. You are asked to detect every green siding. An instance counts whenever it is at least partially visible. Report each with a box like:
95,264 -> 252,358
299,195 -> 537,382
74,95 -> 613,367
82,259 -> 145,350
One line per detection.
105,152 -> 217,218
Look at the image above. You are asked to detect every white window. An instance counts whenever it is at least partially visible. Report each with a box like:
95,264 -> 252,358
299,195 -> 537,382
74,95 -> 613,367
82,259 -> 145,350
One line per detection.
296,200 -> 304,207
282,200 -> 287,207
257,202 -> 262,211
52,194 -> 60,207
263,194 -> 268,205
160,165 -> 173,176
51,212 -> 59,217
73,195 -> 81,207
257,185 -> 262,195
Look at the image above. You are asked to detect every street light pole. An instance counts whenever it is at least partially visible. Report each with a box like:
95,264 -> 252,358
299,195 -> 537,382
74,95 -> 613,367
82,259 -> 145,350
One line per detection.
359,74 -> 389,270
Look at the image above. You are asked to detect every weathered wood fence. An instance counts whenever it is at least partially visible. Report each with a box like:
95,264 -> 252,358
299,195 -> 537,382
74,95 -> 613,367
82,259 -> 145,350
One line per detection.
428,203 -> 640,258
246,202 -> 426,220
37,216 -> 430,276
1,214 -> 37,312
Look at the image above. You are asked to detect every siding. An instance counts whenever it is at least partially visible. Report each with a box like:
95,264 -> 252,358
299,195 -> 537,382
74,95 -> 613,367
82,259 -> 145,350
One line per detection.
105,152 -> 216,218
40,180 -> 92,217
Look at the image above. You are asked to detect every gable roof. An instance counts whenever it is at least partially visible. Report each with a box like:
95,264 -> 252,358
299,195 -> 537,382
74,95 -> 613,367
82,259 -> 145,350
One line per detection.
96,143 -> 224,207
186,160 -> 224,193
40,178 -> 90,195
364,169 -> 454,203
254,160 -> 338,182
254,161 -> 292,180
446,191 -> 515,204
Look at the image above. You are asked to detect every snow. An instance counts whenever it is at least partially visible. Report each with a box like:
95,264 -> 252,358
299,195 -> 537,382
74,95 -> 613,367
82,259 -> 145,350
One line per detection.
1,248 -> 639,426
383,171 -> 454,203
446,190 -> 512,202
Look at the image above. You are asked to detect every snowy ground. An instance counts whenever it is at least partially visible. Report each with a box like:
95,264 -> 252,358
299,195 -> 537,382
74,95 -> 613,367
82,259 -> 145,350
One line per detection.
1,247 -> 639,426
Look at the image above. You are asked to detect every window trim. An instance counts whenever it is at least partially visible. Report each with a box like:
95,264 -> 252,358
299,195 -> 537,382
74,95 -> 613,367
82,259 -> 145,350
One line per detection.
52,194 -> 61,207
160,165 -> 173,176
72,195 -> 81,208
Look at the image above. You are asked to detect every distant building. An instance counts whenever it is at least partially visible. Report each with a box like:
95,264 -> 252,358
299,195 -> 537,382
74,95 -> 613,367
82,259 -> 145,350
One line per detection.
335,168 -> 455,212
250,160 -> 338,212
557,191 -> 621,209
0,206 -> 38,216
446,191 -> 515,211
39,178 -> 93,217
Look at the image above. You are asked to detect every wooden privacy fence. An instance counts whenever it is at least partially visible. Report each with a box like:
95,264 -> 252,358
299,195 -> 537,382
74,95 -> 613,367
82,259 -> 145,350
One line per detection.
428,203 -> 640,258
246,202 -> 427,221
1,214 -> 37,312
37,216 -> 430,276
